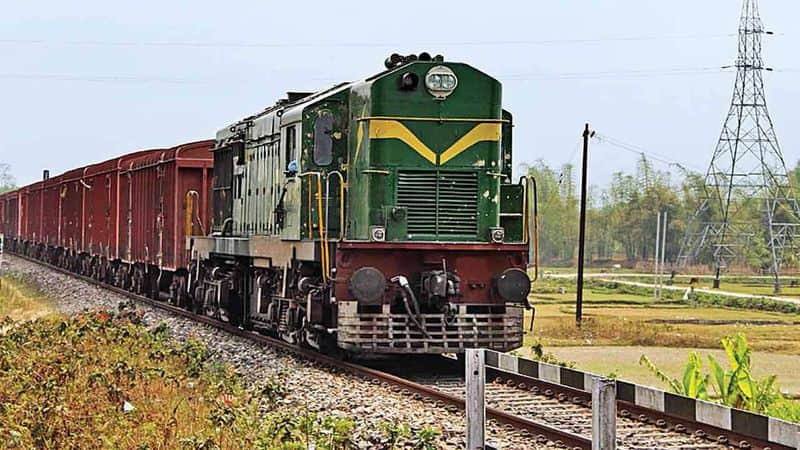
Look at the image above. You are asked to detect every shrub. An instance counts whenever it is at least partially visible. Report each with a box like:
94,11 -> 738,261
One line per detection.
640,332 -> 800,422
0,308 -> 426,449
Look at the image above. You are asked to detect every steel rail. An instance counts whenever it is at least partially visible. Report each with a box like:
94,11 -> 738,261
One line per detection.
10,252 -> 590,450
487,368 -> 791,450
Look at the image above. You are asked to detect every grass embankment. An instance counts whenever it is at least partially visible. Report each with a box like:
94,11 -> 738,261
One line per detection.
0,276 -> 439,449
524,276 -> 800,397
0,273 -> 53,322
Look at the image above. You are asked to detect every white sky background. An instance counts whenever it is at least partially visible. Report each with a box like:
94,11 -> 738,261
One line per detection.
1,0 -> 798,187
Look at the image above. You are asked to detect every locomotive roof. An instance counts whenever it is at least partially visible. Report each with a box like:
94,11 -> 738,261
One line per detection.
214,58 -> 499,145
215,81 -> 355,143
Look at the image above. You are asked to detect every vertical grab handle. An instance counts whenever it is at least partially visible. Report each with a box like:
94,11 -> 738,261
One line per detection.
529,176 -> 539,283
185,191 -> 195,237
519,175 -> 540,283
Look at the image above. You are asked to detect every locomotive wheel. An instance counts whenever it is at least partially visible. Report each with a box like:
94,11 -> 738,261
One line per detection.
192,286 -> 204,314
203,289 -> 216,318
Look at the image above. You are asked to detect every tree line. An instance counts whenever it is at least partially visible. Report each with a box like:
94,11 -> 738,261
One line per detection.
527,155 -> 800,269
0,163 -> 15,194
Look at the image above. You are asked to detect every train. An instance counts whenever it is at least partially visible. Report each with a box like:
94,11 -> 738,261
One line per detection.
0,53 -> 538,357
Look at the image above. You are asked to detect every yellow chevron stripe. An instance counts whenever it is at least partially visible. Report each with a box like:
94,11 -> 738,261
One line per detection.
366,119 -> 501,166
368,119 -> 437,164
439,123 -> 502,165
354,121 -> 365,163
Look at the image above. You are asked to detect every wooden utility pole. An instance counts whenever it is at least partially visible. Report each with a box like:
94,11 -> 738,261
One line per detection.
576,124 -> 591,326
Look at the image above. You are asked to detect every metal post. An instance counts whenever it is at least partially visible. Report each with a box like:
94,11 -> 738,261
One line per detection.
592,377 -> 616,450
675,1 -> 798,295
576,123 -> 591,326
659,211 -> 668,299
466,348 -> 485,450
654,213 -> 661,299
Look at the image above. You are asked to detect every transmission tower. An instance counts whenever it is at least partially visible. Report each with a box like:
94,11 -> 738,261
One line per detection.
675,0 -> 800,292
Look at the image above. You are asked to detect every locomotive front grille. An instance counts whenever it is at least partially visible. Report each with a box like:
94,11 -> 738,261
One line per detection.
397,170 -> 478,238
337,301 -> 523,354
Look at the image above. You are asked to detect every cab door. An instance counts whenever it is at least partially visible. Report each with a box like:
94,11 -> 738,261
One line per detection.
302,101 -> 348,241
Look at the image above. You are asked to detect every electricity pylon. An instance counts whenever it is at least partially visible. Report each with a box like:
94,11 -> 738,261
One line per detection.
675,0 -> 800,293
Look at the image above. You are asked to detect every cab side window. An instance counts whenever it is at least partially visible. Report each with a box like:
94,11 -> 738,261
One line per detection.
284,125 -> 296,164
313,112 -> 333,166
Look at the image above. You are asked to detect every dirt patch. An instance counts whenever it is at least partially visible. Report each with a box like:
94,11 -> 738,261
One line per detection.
647,318 -> 800,326
517,345 -> 800,397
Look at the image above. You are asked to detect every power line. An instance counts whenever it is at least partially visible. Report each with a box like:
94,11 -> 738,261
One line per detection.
594,132 -> 705,173
503,67 -> 731,81
0,73 -> 211,84
0,66 -> 746,85
0,33 -> 736,49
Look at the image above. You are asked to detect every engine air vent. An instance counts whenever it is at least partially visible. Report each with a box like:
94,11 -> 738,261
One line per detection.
396,170 -> 478,238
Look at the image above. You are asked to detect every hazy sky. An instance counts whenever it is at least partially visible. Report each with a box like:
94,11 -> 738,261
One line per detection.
1,1 -> 798,187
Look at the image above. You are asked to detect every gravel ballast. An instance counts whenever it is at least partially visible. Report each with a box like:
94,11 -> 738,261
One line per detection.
4,255 -> 562,449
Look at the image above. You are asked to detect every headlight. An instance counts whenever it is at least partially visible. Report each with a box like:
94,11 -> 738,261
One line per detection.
495,268 -> 531,303
425,66 -> 458,99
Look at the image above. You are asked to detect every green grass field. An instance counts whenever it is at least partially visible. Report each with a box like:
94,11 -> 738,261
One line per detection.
523,276 -> 800,396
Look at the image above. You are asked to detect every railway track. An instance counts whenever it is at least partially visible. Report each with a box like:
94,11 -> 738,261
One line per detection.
8,253 -> 796,450
372,358 -> 745,450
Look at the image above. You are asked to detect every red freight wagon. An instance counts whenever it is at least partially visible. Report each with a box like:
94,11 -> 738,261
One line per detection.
22,182 -> 44,243
57,168 -> 88,251
1,190 -> 21,253
118,140 -> 213,300
82,149 -> 162,260
0,191 -> 12,238
1,190 -> 20,239
41,175 -> 61,247
0,192 -> 6,235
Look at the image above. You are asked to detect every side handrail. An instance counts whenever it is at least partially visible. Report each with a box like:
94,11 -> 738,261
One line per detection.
519,175 -> 539,282
184,190 -> 206,237
298,171 -> 330,283
325,171 -> 346,241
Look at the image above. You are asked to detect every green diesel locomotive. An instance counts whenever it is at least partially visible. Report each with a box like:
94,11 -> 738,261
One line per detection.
189,53 -> 537,355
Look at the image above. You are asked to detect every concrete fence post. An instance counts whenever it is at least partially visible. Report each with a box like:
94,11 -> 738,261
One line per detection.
592,376 -> 616,450
466,348 -> 485,450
